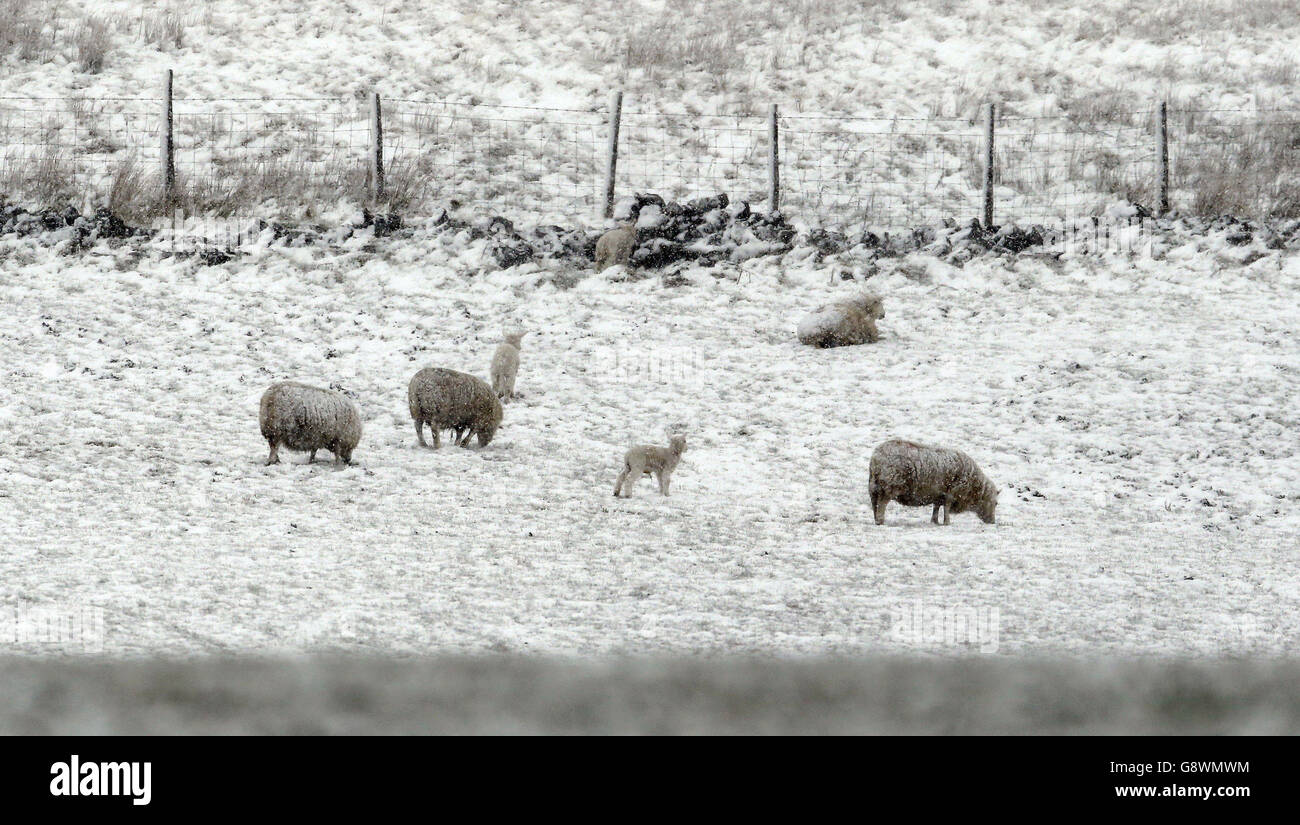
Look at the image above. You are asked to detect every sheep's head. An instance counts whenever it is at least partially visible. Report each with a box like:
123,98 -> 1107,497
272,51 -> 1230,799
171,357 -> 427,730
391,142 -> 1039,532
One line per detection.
477,398 -> 504,447
977,485 -> 999,524
669,435 -> 687,454
863,293 -> 885,319
505,330 -> 527,348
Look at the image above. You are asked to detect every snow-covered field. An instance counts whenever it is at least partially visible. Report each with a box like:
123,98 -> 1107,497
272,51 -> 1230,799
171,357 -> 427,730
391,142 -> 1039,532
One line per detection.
0,0 -> 1297,665
2,230 -> 1297,656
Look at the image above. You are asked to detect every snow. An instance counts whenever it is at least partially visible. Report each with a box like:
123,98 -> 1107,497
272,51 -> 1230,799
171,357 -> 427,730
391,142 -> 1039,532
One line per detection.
2,232 -> 1297,656
1,1 -> 1297,661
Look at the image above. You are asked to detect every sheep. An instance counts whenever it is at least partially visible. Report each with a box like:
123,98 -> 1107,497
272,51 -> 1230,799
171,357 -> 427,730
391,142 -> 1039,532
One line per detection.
796,293 -> 885,348
490,330 -> 527,401
868,439 -> 998,525
613,435 -> 687,497
408,367 -> 503,448
259,381 -> 362,466
594,222 -> 637,271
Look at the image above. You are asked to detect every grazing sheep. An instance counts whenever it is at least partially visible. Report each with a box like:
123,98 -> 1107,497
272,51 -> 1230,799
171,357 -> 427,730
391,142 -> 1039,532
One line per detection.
797,293 -> 885,348
408,367 -> 503,448
868,439 -> 998,525
259,382 -> 362,466
490,330 -> 527,400
614,435 -> 687,497
594,222 -> 637,271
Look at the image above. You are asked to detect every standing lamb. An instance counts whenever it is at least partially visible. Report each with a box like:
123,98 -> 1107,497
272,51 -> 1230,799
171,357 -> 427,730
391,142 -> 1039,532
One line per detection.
613,435 -> 687,497
594,222 -> 637,271
259,382 -> 362,466
868,439 -> 998,525
408,367 -> 503,448
797,293 -> 885,348
490,330 -> 527,401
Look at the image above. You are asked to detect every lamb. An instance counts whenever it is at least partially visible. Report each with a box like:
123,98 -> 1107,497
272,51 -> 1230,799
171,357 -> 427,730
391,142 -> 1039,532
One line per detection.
613,435 -> 687,497
796,292 -> 885,348
259,381 -> 362,466
408,367 -> 503,448
490,330 -> 527,400
594,222 -> 637,271
868,439 -> 998,525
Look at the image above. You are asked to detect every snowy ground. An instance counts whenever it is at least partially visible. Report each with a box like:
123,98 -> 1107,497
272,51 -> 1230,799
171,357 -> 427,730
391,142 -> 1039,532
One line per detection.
2,232 -> 1297,656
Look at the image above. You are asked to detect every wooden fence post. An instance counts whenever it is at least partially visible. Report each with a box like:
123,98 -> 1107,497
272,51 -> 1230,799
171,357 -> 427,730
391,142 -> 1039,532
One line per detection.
602,90 -> 623,219
768,103 -> 780,213
370,91 -> 385,203
982,101 -> 995,230
161,69 -> 174,204
1157,100 -> 1169,216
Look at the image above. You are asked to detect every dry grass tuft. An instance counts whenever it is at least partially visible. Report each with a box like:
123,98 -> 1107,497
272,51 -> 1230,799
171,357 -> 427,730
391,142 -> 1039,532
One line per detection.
73,16 -> 113,73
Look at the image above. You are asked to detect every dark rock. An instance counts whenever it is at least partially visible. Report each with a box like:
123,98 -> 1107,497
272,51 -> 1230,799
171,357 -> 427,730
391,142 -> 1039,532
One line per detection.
633,238 -> 691,268
489,238 -> 533,268
198,247 -> 234,266
806,229 -> 849,256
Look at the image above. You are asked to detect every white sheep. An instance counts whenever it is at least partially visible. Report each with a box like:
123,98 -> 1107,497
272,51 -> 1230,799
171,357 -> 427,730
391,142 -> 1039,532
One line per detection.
490,330 -> 527,400
594,222 -> 637,271
408,367 -> 503,448
259,382 -> 362,465
868,439 -> 998,525
797,293 -> 885,348
613,435 -> 687,497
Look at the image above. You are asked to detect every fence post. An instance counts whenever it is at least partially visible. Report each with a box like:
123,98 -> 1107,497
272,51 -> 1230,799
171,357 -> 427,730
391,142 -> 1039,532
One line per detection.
161,68 -> 174,204
1157,100 -> 1169,216
982,101 -> 995,229
602,90 -> 623,219
370,91 -> 385,204
768,103 -> 780,213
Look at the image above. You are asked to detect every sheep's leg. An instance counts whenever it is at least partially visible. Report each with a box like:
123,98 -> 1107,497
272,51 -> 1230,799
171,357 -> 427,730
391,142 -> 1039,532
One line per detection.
942,501 -> 951,526
614,467 -> 629,497
659,471 -> 671,496
871,492 -> 887,525
414,420 -> 428,448
265,439 -> 280,466
621,459 -> 644,497
931,503 -> 942,524
308,449 -> 317,464
457,429 -> 474,448
431,427 -> 441,449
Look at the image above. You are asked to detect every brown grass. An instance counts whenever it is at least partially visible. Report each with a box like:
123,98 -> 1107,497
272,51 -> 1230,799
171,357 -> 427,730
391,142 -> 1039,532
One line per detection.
0,0 -> 56,61
73,16 -> 112,73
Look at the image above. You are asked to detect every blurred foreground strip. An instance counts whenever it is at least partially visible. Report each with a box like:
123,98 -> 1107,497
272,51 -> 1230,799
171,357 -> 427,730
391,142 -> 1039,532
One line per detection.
3,655 -> 1297,735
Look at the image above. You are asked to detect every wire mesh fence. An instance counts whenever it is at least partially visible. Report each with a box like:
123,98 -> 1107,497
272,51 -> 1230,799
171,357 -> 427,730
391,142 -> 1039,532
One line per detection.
617,109 -> 769,209
1168,107 -> 1300,219
780,114 -> 982,229
383,99 -> 603,222
0,92 -> 1294,231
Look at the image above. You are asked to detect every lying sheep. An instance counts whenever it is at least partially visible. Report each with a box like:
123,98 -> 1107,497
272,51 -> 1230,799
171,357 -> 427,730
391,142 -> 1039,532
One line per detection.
259,381 -> 362,466
408,367 -> 503,448
594,222 -> 637,271
868,439 -> 998,525
797,293 -> 885,348
490,330 -> 527,401
613,435 -> 687,497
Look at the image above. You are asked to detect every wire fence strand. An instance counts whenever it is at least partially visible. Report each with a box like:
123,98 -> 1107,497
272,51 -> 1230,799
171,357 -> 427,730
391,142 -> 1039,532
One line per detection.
0,95 -> 1295,229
